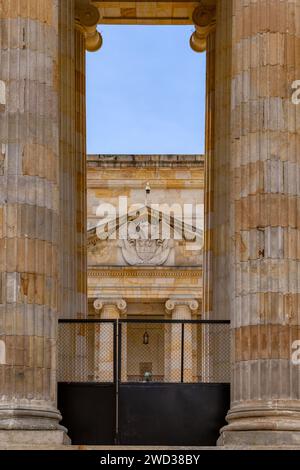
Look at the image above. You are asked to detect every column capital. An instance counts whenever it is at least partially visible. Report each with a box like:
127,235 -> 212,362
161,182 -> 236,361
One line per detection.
94,297 -> 127,314
75,1 -> 102,52
165,298 -> 199,315
190,5 -> 216,53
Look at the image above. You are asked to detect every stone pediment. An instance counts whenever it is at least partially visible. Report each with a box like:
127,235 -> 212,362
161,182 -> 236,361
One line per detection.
88,205 -> 203,266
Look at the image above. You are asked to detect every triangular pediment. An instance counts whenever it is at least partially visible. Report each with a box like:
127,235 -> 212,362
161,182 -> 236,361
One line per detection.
88,204 -> 203,246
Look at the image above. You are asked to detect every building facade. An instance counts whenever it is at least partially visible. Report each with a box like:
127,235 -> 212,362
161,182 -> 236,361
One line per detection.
0,0 -> 300,447
87,154 -> 204,384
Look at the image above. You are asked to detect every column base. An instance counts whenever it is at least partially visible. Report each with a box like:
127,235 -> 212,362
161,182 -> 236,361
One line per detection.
0,430 -> 71,446
0,403 -> 70,445
217,430 -> 300,447
218,403 -> 300,447
0,404 -> 64,430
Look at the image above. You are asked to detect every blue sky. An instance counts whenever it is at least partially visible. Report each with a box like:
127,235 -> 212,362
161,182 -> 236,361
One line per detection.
86,25 -> 206,155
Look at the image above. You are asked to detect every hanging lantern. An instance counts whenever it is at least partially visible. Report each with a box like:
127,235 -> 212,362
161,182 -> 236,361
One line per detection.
143,331 -> 149,345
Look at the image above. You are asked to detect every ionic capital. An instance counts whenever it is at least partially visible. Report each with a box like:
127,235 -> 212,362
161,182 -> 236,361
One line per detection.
94,298 -> 127,315
75,2 -> 102,52
165,298 -> 199,315
190,5 -> 216,53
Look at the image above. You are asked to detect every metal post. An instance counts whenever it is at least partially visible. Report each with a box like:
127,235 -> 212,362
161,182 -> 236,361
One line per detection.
114,320 -> 120,445
181,323 -> 185,383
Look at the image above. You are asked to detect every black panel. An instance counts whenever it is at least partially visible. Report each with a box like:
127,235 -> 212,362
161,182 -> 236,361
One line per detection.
119,383 -> 230,446
58,383 -> 116,445
58,382 -> 230,446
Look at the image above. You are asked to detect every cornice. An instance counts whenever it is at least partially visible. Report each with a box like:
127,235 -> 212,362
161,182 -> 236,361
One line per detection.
88,267 -> 202,278
87,180 -> 204,190
87,155 -> 205,169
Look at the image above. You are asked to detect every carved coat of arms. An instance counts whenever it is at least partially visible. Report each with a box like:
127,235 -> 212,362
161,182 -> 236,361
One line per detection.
121,216 -> 171,266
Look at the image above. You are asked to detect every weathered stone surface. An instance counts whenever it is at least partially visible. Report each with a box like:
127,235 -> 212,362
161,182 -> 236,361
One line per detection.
165,299 -> 199,382
87,155 -> 204,268
2,0 -> 300,448
202,18 -> 215,318
83,0 -> 207,26
59,0 -> 77,320
75,27 -> 87,318
0,0 -> 64,435
219,0 -> 300,446
0,430 -> 70,446
218,431 -> 300,447
93,298 -> 127,382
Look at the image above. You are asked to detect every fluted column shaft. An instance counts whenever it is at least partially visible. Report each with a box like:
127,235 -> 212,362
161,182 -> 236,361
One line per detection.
205,0 -> 232,386
203,28 -> 216,319
201,22 -> 217,384
59,0 -> 77,319
0,0 -> 63,433
191,2 -> 231,385
219,0 -> 300,446
75,28 -> 87,318
212,1 -> 231,322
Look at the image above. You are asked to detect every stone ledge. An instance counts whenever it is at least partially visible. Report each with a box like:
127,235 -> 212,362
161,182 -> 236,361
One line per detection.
0,430 -> 71,446
87,155 -> 204,168
218,430 -> 300,447
0,444 -> 300,450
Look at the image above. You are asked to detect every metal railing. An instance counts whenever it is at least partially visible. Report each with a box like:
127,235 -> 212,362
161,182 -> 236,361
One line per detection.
58,319 -> 230,384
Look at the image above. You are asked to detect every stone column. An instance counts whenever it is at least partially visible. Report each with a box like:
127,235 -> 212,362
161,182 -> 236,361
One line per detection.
59,2 -> 101,320
75,23 -> 87,318
190,3 -> 231,384
219,0 -> 300,446
165,299 -> 199,382
191,7 -> 216,319
0,0 -> 68,444
197,0 -> 231,324
74,2 -> 102,319
93,298 -> 127,382
59,0 -> 77,319
191,4 -> 217,384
